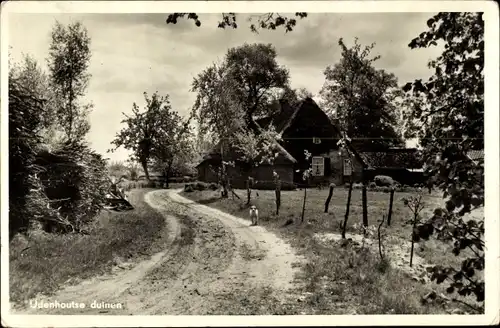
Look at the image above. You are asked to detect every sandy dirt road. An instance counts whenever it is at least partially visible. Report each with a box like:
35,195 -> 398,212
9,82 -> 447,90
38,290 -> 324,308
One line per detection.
14,189 -> 303,315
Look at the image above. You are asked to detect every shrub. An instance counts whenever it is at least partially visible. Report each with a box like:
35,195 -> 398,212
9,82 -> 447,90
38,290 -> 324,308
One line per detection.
352,183 -> 364,190
183,175 -> 196,183
195,181 -> 209,191
368,181 -> 377,190
184,183 -> 194,192
34,142 -> 110,232
208,183 -> 218,191
374,175 -> 395,187
9,77 -> 45,238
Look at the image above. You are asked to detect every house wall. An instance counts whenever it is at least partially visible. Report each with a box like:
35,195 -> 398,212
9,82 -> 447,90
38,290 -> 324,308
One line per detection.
321,149 -> 364,185
197,163 -> 219,183
198,161 -> 295,190
251,164 -> 293,184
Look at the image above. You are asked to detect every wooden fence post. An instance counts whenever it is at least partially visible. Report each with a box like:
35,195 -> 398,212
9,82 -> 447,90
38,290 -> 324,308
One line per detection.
324,183 -> 334,213
275,174 -> 281,216
301,183 -> 307,223
387,187 -> 395,226
342,179 -> 354,239
362,184 -> 368,227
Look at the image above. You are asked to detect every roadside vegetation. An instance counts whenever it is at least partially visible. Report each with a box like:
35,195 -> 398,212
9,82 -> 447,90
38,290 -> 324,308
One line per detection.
9,189 -> 170,303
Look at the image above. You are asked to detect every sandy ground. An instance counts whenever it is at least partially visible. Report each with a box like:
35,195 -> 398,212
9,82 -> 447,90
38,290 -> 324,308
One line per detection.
12,189 -> 303,315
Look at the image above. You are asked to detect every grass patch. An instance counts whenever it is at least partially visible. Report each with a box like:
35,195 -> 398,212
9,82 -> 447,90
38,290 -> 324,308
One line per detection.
9,188 -> 169,303
181,188 -> 481,314
298,237 -> 438,314
182,187 -> 482,270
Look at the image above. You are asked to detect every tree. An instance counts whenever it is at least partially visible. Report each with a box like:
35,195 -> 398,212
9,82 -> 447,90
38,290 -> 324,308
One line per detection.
108,160 -> 128,180
232,124 -> 282,204
110,92 -> 192,187
8,65 -> 46,238
13,54 -> 63,144
403,12 -> 484,313
319,38 -> 404,150
269,86 -> 314,110
166,13 -> 308,33
193,43 -> 289,134
191,63 -> 243,196
224,43 -> 290,129
48,21 -> 92,142
125,159 -> 142,181
149,100 -> 194,188
192,44 -> 290,196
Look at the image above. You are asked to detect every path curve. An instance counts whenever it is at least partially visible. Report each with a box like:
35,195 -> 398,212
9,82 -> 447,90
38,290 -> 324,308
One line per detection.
12,189 -> 303,315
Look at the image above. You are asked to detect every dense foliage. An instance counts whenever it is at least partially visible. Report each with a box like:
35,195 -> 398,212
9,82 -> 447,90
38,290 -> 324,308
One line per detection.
320,38 -> 404,151
9,20 -> 110,238
48,21 -> 93,142
110,91 -> 194,186
402,12 -> 484,312
9,73 -> 46,238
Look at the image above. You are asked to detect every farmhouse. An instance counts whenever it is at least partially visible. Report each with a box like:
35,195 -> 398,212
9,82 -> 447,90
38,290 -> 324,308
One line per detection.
196,97 -> 431,188
196,98 -> 365,188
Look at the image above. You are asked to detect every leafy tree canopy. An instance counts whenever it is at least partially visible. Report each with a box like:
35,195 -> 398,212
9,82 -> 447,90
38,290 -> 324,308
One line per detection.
48,21 -> 93,142
403,12 -> 484,313
110,91 -> 193,183
192,42 -> 290,138
320,38 -> 404,150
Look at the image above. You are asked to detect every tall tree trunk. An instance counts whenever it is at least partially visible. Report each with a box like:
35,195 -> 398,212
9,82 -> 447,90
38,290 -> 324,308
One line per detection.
166,159 -> 174,189
246,177 -> 251,205
220,142 -> 228,198
141,159 -> 150,181
324,183 -> 334,213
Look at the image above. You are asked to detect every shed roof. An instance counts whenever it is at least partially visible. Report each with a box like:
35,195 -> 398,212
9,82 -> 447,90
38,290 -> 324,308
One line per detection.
358,148 -> 424,169
467,149 -> 484,162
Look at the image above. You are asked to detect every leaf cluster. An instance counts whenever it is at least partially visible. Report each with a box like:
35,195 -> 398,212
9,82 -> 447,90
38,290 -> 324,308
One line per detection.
166,13 -> 308,33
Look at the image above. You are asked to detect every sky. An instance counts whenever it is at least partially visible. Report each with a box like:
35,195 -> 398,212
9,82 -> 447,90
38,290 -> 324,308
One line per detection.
8,12 -> 443,162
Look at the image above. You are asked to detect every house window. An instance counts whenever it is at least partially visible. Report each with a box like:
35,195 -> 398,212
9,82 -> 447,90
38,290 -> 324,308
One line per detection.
313,137 -> 321,144
312,156 -> 325,176
343,159 -> 353,176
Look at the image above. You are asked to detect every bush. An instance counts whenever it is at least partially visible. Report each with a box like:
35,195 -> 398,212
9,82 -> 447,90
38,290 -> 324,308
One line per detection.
208,183 -> 218,191
184,183 -> 194,192
352,183 -> 364,190
368,181 -> 377,190
374,175 -> 395,187
9,77 -> 45,238
183,181 -> 211,192
34,142 -> 110,232
195,181 -> 209,191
